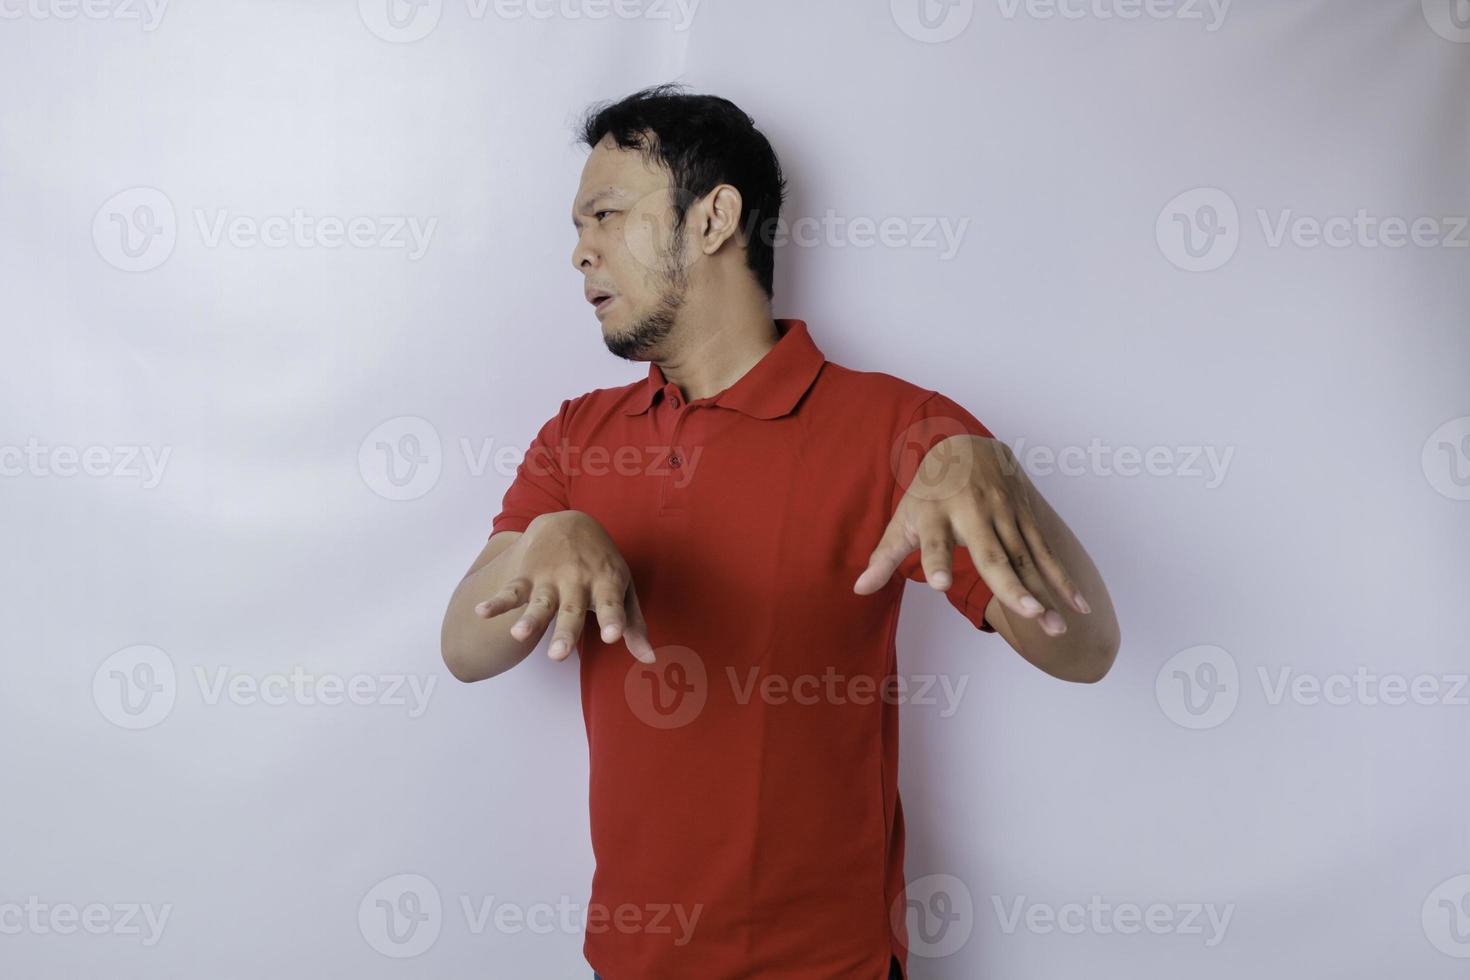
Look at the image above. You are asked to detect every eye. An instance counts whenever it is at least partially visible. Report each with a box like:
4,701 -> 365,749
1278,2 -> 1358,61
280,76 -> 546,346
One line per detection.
595,210 -> 614,222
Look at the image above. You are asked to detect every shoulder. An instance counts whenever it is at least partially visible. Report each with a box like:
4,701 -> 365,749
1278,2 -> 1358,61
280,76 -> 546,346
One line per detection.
813,360 -> 995,446
813,360 -> 950,421
537,376 -> 650,431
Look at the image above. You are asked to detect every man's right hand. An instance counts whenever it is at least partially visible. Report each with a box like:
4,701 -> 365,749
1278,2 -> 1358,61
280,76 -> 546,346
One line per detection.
473,511 -> 655,664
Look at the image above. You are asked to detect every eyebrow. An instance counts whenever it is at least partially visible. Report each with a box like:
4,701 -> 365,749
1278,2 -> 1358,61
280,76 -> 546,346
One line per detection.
571,189 -> 626,229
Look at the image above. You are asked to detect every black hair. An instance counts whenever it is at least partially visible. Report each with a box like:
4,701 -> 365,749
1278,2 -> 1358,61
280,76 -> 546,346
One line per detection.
577,83 -> 787,298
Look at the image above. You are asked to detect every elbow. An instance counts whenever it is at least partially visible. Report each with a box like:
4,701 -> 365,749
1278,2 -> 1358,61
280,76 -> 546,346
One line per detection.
1056,629 -> 1120,685
441,643 -> 483,684
440,618 -> 490,684
1063,661 -> 1111,685
441,633 -> 515,684
444,654 -> 485,684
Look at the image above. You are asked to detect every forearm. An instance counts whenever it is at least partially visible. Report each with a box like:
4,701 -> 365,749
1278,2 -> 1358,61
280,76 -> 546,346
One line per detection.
991,477 -> 1120,683
440,534 -> 541,682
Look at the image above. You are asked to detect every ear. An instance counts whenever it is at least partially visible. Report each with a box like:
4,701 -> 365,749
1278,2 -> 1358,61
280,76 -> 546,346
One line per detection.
694,184 -> 746,256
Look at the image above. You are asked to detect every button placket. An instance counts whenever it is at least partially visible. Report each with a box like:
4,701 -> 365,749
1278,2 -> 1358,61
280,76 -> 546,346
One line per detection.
658,389 -> 693,513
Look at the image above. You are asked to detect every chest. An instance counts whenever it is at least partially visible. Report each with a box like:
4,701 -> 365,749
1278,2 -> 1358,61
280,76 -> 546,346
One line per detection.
566,407 -> 900,639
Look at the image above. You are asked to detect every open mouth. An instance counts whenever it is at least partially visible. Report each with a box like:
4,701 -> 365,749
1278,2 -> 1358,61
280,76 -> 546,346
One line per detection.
590,293 -> 616,314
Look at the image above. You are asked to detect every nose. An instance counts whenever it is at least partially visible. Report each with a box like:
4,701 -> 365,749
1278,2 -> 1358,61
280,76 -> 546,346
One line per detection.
571,230 -> 598,273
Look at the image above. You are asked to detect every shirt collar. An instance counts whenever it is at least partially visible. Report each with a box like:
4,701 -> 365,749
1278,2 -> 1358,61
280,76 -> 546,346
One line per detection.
621,318 -> 826,420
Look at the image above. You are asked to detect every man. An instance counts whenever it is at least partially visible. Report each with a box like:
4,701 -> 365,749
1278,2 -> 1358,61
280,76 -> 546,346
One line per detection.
440,84 -> 1120,980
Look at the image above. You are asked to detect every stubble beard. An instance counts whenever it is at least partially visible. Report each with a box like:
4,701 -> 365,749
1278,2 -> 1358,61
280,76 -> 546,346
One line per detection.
603,229 -> 690,362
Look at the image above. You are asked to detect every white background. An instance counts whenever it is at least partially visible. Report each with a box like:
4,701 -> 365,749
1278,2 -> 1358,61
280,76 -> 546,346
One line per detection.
2,1 -> 1467,977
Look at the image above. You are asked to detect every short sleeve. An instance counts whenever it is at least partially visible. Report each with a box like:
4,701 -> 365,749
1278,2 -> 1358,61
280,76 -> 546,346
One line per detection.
489,400 -> 573,537
891,390 -> 998,633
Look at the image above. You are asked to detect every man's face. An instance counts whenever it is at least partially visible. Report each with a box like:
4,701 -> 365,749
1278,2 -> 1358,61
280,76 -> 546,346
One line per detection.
571,134 -> 693,361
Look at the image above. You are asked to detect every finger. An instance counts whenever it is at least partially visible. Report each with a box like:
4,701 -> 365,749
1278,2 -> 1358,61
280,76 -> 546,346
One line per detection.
1017,509 -> 1089,614
914,511 -> 956,591
547,581 -> 590,662
475,577 -> 531,619
994,516 -> 1066,636
853,515 -> 916,595
510,582 -> 558,643
621,584 -> 656,664
589,572 -> 630,644
952,513 -> 1045,622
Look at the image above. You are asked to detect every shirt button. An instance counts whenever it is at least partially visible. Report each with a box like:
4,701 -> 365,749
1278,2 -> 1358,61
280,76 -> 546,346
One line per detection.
669,454 -> 683,468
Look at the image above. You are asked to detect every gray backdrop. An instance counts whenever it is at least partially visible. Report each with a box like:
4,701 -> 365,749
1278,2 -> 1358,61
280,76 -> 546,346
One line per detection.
2,0 -> 1467,977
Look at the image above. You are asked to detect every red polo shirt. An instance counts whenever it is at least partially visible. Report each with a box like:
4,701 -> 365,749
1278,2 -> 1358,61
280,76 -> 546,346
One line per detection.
490,318 -> 997,980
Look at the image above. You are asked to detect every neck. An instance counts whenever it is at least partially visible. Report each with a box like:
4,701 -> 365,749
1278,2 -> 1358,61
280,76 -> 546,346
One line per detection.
657,283 -> 779,402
